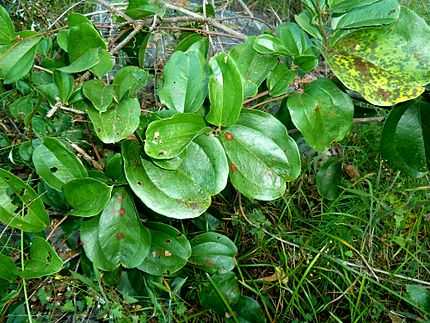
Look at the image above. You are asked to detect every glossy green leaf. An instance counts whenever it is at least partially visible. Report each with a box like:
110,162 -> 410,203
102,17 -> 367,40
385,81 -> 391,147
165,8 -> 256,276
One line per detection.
0,36 -> 41,84
190,232 -> 237,273
90,49 -> 114,78
176,33 -> 209,57
87,98 -> 141,144
267,64 -> 296,97
63,178 -> 112,217
287,79 -> 353,151
9,95 -> 33,122
381,100 -> 430,177
32,137 -> 88,191
220,110 -> 301,200
0,5 -> 15,45
253,34 -> 289,56
206,53 -> 244,127
331,0 -> 400,29
20,237 -> 63,279
152,152 -> 185,171
57,48 -> 100,74
326,7 -> 430,106
0,254 -> 17,282
53,71 -> 74,103
67,20 -> 106,62
122,140 -> 211,219
80,217 -> 116,271
113,66 -> 149,102
159,50 -> 208,113
229,37 -> 277,98
406,285 -> 430,312
145,113 -> 208,159
126,0 -> 165,19
294,9 -> 322,40
228,296 -> 266,323
328,0 -> 379,13
98,188 -> 151,269
0,169 -> 49,232
316,158 -> 342,200
138,222 -> 191,276
105,153 -> 126,182
56,30 -> 69,52
83,80 -> 114,113
200,272 -> 240,314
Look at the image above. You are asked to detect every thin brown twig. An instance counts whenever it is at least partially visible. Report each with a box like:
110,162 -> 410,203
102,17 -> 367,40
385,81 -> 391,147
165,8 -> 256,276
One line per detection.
46,215 -> 69,241
69,142 -> 104,170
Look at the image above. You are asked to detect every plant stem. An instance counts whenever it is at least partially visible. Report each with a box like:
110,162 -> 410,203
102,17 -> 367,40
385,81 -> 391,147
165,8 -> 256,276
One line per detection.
21,231 -> 33,323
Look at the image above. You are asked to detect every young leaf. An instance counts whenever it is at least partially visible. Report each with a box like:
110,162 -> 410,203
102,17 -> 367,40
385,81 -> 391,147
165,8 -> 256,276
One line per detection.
144,113 -> 209,160
32,137 -> 88,191
98,188 -> 151,269
316,158 -> 343,200
200,272 -> 240,314
57,48 -> 100,74
0,36 -> 41,84
206,53 -> 244,127
0,254 -> 18,282
80,217 -> 116,271
331,0 -> 400,29
122,140 -> 211,219
327,7 -> 430,106
381,99 -> 430,177
267,64 -> 296,97
287,79 -> 353,151
20,237 -> 63,279
0,5 -> 15,45
0,169 -> 49,232
138,222 -> 191,276
220,110 -> 301,201
228,296 -> 266,323
190,232 -> 237,273
83,80 -> 114,113
113,66 -> 149,101
53,71 -> 74,104
229,37 -> 277,98
158,50 -> 208,113
63,178 -> 112,217
87,98 -> 141,144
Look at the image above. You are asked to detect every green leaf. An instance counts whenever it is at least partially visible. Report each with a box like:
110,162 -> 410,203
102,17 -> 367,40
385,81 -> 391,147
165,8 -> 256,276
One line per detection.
328,0 -> 380,13
326,7 -> 430,106
90,49 -> 113,78
123,140 -> 213,219
20,237 -> 63,279
53,71 -> 74,104
63,178 -> 112,217
158,50 -> 208,113
200,272 -> 240,314
294,9 -> 322,40
9,95 -> 33,122
87,98 -> 141,144
138,222 -> 191,276
83,80 -> 114,113
287,79 -> 353,151
0,169 -> 49,232
32,137 -> 88,191
228,296 -> 266,323
113,66 -> 149,102
58,48 -> 100,74
229,37 -> 277,98
406,285 -> 430,312
145,113 -> 209,159
152,152 -> 185,171
0,36 -> 41,84
0,254 -> 18,282
176,33 -> 209,57
316,158 -> 343,200
331,0 -> 400,29
126,0 -> 166,19
253,34 -> 289,56
80,217 -> 116,271
105,153 -> 126,182
190,232 -> 237,273
98,188 -> 151,269
381,99 -> 430,177
206,53 -> 244,127
56,30 -> 69,52
220,110 -> 301,200
0,5 -> 15,45
67,20 -> 106,62
267,64 -> 296,97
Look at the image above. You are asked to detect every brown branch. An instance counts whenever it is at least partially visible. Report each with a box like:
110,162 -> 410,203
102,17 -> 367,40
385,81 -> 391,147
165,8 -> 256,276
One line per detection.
69,142 -> 104,170
93,0 -> 134,24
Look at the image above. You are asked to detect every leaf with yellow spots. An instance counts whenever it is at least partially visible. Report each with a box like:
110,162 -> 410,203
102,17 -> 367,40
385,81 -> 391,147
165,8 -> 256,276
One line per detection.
327,7 -> 430,106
